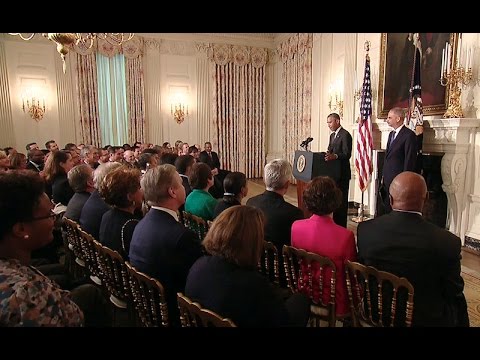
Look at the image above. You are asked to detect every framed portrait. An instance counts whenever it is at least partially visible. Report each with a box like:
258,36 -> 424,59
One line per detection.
377,33 -> 457,118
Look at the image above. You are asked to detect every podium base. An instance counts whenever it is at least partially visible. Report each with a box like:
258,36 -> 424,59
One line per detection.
351,216 -> 371,223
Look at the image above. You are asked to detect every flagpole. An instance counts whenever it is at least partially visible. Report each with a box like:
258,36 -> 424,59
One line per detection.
352,40 -> 372,224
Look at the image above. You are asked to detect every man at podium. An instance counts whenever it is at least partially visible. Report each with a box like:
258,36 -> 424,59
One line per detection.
324,113 -> 352,228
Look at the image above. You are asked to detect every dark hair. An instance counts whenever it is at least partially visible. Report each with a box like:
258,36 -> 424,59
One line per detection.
25,142 -> 37,151
141,148 -> 158,155
188,145 -> 198,154
175,155 -> 195,175
0,171 -> 45,240
303,176 -> 342,216
137,153 -> 156,171
159,152 -> 178,166
327,113 -> 340,121
3,147 -> 14,156
64,143 -> 77,151
43,150 -> 71,182
189,162 -> 212,190
223,172 -> 246,203
45,140 -> 56,149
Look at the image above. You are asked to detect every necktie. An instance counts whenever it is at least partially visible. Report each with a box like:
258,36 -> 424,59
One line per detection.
388,131 -> 395,148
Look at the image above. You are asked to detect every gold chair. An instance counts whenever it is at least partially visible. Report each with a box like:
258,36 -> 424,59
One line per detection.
78,229 -> 103,286
61,217 -> 86,280
182,211 -> 209,243
177,292 -> 236,327
257,241 -> 280,285
93,242 -> 130,310
125,262 -> 169,327
282,245 -> 337,327
345,260 -> 415,327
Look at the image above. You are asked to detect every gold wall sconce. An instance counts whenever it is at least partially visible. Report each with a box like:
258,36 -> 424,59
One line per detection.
171,103 -> 188,124
23,97 -> 45,122
328,84 -> 344,117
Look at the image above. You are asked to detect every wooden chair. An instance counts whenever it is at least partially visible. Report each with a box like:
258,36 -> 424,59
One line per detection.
345,261 -> 415,327
182,211 -> 209,243
177,292 -> 236,327
282,245 -> 337,327
78,229 -> 103,286
61,217 -> 86,280
125,261 -> 170,327
257,241 -> 280,285
93,242 -> 130,311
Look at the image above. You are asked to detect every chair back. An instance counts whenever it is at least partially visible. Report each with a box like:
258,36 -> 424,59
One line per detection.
94,242 -> 130,309
182,211 -> 209,242
345,261 -> 415,327
78,229 -> 103,284
258,241 -> 280,285
282,245 -> 337,327
177,292 -> 236,327
62,217 -> 84,262
125,262 -> 169,327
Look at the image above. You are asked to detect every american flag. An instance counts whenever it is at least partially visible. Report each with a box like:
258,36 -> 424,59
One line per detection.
406,36 -> 423,130
354,55 -> 373,192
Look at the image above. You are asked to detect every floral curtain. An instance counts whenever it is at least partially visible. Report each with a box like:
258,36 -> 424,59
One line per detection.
208,44 -> 268,178
75,52 -> 101,147
73,36 -> 145,146
278,33 -> 313,183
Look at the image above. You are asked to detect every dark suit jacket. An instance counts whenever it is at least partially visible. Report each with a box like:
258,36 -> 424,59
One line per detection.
357,211 -> 469,327
79,190 -> 111,240
129,209 -> 203,325
328,127 -> 352,182
246,191 -> 304,251
26,161 -> 42,172
382,126 -> 417,191
185,255 -> 292,327
199,150 -> 220,170
51,174 -> 74,206
64,192 -> 91,223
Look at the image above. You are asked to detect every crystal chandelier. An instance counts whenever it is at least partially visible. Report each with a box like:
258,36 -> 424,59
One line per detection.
8,33 -> 134,73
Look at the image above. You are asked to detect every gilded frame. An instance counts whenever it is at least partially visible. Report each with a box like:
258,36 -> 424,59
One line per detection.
377,33 -> 457,118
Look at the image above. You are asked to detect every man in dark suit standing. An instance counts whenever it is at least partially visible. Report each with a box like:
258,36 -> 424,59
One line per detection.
129,164 -> 203,326
199,141 -> 224,198
357,172 -> 469,327
381,107 -> 417,213
325,113 -> 352,228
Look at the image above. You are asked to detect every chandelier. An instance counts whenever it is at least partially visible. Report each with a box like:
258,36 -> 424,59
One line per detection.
8,33 -> 134,73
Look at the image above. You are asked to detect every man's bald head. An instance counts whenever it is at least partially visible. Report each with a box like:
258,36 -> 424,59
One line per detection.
389,171 -> 427,212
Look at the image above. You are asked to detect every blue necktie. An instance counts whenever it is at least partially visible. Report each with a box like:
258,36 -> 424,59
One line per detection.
387,131 -> 395,149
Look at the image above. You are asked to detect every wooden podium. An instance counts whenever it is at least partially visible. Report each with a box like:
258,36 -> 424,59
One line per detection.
292,150 -> 341,216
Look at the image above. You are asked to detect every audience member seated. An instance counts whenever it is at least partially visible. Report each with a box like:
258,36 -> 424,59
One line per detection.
43,150 -> 75,206
159,152 -> 178,166
137,153 -> 158,175
0,170 -> 110,326
81,145 -> 100,170
213,171 -> 248,219
175,155 -> 195,198
26,149 -> 45,173
9,152 -> 27,170
99,165 -> 143,260
291,176 -> 357,318
357,171 -> 469,327
247,159 -> 304,251
129,164 -> 203,326
80,162 -> 122,239
64,164 -> 94,223
185,162 -> 218,221
185,205 -> 310,327
0,150 -> 10,171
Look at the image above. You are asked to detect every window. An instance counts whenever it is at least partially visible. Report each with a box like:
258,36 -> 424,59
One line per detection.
96,54 -> 128,146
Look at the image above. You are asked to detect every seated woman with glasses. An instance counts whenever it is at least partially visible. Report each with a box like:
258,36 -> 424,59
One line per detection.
185,205 -> 310,327
0,170 -> 109,326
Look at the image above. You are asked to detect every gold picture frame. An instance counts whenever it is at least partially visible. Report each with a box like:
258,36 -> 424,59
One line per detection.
377,33 -> 457,118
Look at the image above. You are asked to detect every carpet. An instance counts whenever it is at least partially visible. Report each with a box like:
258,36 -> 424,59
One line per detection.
461,266 -> 480,327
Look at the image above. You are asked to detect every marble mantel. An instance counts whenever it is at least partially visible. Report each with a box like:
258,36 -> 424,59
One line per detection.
374,118 -> 480,242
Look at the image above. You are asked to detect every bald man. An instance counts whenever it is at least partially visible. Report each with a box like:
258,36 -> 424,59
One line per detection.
357,172 -> 468,327
380,107 -> 417,214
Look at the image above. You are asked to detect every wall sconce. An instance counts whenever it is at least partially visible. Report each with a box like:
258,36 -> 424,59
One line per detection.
171,103 -> 188,124
328,83 -> 344,117
23,97 -> 46,122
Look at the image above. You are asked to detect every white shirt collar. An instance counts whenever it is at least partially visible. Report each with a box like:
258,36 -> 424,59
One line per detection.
179,174 -> 189,179
394,124 -> 404,137
334,126 -> 343,138
392,208 -> 422,216
150,206 -> 179,222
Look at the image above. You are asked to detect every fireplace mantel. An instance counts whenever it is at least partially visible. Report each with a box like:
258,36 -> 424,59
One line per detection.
375,118 -> 480,242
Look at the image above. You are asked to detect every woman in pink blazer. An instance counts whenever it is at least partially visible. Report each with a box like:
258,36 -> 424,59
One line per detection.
291,176 -> 357,317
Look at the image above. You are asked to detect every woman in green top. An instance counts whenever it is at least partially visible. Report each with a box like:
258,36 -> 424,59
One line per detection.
185,162 -> 218,221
